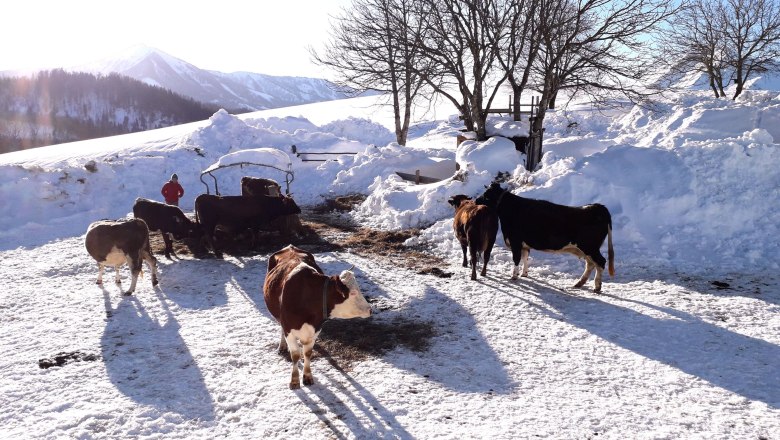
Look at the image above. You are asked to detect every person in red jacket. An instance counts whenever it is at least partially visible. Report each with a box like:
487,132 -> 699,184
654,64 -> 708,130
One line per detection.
161,173 -> 184,206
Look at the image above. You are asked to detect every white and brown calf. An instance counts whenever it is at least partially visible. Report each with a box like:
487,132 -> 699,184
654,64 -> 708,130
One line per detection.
85,218 -> 159,295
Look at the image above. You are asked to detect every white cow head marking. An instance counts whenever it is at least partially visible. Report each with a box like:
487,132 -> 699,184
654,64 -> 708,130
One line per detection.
330,270 -> 371,319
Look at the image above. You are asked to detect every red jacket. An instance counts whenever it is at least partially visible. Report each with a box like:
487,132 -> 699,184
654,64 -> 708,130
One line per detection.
161,180 -> 184,204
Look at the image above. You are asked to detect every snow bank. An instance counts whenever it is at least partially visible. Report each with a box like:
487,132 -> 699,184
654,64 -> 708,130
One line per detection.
2,88 -> 780,271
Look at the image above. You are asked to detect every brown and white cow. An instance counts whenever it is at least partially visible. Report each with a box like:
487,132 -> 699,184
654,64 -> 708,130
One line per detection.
263,245 -> 371,389
84,218 -> 159,295
448,194 -> 499,281
476,183 -> 615,292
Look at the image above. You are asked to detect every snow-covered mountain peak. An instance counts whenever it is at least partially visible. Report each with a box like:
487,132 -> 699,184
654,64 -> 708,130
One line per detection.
67,45 -> 348,111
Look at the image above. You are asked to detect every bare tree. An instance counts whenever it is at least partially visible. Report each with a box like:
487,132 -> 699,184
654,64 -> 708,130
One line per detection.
720,0 -> 780,99
312,0 -> 430,145
662,0 -> 731,98
661,0 -> 780,100
415,0 -> 512,140
496,0 -> 543,121
531,0 -> 675,132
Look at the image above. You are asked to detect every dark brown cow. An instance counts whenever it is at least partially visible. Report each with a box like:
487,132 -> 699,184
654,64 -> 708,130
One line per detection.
240,176 -> 282,197
241,177 -> 302,236
263,245 -> 371,389
476,183 -> 615,292
84,219 -> 159,295
194,193 -> 301,257
132,197 -> 200,259
448,194 -> 499,280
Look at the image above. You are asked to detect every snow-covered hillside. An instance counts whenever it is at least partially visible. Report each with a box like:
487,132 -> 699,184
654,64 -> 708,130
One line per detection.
0,86 -> 778,438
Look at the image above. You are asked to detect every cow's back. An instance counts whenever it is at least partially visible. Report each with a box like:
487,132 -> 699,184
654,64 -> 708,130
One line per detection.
267,245 -> 322,274
85,219 -> 151,260
241,177 -> 282,197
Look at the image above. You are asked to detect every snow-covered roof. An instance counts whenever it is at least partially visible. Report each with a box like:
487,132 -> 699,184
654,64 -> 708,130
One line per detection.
202,147 -> 292,174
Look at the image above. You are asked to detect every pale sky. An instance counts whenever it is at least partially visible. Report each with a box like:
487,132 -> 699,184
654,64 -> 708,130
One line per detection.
1,0 -> 351,78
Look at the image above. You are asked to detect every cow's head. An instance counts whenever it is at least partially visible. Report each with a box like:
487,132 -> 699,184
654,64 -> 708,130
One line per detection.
281,195 -> 302,215
171,212 -> 202,240
447,194 -> 473,209
475,183 -> 505,209
330,270 -> 371,319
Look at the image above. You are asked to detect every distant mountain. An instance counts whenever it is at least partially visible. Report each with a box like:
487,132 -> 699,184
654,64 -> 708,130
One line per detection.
71,45 -> 349,112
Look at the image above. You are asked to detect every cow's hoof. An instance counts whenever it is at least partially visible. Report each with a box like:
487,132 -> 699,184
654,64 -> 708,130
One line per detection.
573,281 -> 586,288
470,276 -> 477,281
115,280 -> 122,285
593,287 -> 602,294
96,280 -> 102,285
123,291 -> 134,296
152,279 -> 159,287
303,375 -> 314,386
510,275 -> 518,280
289,381 -> 300,390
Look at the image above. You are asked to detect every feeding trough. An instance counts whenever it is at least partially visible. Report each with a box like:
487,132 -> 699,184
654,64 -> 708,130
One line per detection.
200,148 -> 294,195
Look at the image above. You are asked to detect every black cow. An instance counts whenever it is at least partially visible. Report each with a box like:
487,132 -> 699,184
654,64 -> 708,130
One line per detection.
194,193 -> 301,257
132,197 -> 200,259
84,218 -> 159,295
476,183 -> 615,292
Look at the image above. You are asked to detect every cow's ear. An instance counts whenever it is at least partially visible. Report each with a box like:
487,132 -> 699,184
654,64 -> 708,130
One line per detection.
334,277 -> 350,298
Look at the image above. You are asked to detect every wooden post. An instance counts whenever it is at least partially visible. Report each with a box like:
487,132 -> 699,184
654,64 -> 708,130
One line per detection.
415,169 -> 421,184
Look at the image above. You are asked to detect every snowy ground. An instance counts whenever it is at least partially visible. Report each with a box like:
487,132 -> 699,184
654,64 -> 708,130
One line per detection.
1,237 -> 778,439
1,82 -> 780,438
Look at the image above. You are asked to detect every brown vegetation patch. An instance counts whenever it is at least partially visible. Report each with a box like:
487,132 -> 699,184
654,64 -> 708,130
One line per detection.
147,194 -> 447,273
314,316 -> 435,370
311,194 -> 367,213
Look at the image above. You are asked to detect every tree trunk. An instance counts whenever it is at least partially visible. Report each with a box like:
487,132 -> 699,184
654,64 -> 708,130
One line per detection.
548,89 -> 558,109
512,89 -> 522,121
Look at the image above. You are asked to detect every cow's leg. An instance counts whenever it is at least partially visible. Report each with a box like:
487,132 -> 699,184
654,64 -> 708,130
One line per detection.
520,247 -> 530,277
590,251 -> 607,293
114,265 -> 122,284
142,249 -> 159,287
301,334 -> 318,386
574,258 -> 595,289
124,255 -> 142,295
460,240 -> 468,267
593,265 -> 604,293
481,237 -> 495,277
469,243 -> 479,281
278,327 -> 288,354
203,228 -> 223,259
511,257 -> 520,280
285,332 -> 301,389
162,232 -> 175,259
96,264 -> 105,285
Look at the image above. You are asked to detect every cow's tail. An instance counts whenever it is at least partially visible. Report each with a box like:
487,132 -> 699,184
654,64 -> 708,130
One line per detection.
607,223 -> 615,277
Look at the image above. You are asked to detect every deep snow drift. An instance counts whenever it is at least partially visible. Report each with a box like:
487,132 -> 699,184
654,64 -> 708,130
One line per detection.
0,87 -> 779,439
